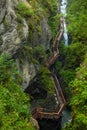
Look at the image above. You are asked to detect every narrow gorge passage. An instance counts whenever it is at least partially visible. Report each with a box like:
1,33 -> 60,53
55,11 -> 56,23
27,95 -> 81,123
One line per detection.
31,1 -> 67,129
31,17 -> 65,120
60,0 -> 72,128
29,0 -> 69,129
0,0 -> 86,130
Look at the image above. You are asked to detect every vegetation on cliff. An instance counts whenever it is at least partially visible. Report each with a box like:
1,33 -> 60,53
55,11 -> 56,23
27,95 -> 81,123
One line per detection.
36,67 -> 55,94
16,0 -> 59,95
16,0 -> 59,41
54,0 -> 87,129
0,0 -> 59,129
0,54 -> 35,130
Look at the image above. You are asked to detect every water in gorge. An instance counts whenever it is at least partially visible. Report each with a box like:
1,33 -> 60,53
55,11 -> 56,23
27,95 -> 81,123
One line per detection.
60,0 -> 72,128
60,0 -> 68,45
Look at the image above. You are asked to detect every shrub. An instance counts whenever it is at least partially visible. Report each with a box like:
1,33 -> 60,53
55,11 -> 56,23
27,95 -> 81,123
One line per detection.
0,54 -> 34,130
16,2 -> 34,17
33,45 -> 47,65
37,67 -> 55,94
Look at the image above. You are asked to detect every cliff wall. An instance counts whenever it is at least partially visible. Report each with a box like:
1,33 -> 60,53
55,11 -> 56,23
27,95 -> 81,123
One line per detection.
0,0 -> 54,88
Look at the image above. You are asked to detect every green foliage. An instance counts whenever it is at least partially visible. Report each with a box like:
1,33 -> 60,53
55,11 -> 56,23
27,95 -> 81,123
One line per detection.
64,42 -> 86,69
65,55 -> 87,130
33,45 -> 47,65
18,44 -> 48,66
47,0 -> 60,38
16,13 -> 23,24
54,61 -> 62,73
54,41 -> 85,87
16,0 -> 58,40
0,54 -> 15,84
37,67 -> 55,94
67,0 -> 87,43
53,0 -> 87,129
62,58 -> 87,130
22,45 -> 34,62
60,69 -> 75,101
60,69 -> 75,85
48,14 -> 60,37
0,54 -> 34,130
40,0 -> 58,14
16,2 -> 34,18
3,19 -> 9,29
64,1 -> 87,128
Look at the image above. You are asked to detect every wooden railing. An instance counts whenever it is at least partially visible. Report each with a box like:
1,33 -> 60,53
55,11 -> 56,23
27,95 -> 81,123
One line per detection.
31,17 -> 66,120
47,17 -> 64,68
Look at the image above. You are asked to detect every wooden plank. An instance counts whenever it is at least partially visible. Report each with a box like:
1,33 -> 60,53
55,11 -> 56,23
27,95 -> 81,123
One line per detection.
31,17 -> 66,120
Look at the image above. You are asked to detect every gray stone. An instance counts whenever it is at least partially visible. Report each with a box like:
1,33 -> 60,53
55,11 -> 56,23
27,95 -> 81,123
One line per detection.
0,0 -> 52,88
30,117 -> 40,130
33,18 -> 52,48
16,58 -> 36,90
0,24 -> 5,35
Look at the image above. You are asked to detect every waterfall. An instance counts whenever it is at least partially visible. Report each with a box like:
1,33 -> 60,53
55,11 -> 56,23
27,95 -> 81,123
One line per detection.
60,0 -> 68,45
60,0 -> 72,128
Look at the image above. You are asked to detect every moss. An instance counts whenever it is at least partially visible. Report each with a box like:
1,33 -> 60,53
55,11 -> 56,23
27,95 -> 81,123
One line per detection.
37,67 -> 55,94
16,2 -> 34,18
15,0 -> 59,42
27,19 -> 35,42
16,13 -> 23,24
33,45 -> 47,65
3,19 -> 9,29
20,44 -> 47,65
27,15 -> 41,42
17,22 -> 23,37
48,13 -> 60,38
36,25 -> 42,36
0,36 -> 3,45
17,44 -> 40,66
20,45 -> 34,63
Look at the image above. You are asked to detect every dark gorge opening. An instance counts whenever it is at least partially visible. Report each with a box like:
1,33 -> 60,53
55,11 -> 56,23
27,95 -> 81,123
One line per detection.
37,117 -> 62,130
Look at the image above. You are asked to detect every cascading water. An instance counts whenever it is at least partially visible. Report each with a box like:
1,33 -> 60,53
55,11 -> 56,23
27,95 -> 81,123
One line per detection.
60,0 -> 72,128
60,0 -> 68,45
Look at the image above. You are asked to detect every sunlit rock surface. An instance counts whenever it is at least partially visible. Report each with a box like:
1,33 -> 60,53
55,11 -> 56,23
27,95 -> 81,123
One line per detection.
0,0 -> 52,88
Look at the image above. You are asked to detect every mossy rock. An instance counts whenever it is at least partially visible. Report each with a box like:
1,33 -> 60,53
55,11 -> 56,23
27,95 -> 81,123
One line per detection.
16,2 -> 34,18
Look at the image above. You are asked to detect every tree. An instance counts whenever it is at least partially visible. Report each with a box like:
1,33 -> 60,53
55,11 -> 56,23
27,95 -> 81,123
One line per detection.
64,54 -> 87,130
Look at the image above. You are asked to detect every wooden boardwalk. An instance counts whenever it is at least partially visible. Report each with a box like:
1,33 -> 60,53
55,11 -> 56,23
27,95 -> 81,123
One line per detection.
31,17 -> 66,120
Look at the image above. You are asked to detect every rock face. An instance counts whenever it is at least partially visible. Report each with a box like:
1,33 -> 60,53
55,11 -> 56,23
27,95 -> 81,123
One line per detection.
0,0 -> 28,55
33,18 -> 52,48
30,117 -> 40,130
0,0 -> 52,88
16,58 -> 36,89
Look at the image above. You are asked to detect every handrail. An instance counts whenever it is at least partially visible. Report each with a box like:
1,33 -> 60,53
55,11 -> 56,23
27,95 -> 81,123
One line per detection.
47,18 -> 64,68
31,17 -> 66,120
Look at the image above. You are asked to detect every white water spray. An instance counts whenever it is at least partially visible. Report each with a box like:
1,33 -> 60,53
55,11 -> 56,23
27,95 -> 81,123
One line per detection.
60,0 -> 72,127
60,0 -> 68,45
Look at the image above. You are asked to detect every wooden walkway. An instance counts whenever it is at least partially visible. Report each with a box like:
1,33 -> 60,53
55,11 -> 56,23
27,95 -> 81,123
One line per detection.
31,17 -> 66,120
47,17 -> 64,68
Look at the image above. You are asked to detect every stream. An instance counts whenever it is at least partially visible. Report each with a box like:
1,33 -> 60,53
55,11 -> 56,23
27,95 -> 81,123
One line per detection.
60,0 -> 72,128
60,0 -> 68,45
